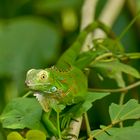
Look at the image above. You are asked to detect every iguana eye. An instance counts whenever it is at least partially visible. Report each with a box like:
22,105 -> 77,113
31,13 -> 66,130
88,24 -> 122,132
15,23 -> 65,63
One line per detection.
41,74 -> 46,79
38,70 -> 49,80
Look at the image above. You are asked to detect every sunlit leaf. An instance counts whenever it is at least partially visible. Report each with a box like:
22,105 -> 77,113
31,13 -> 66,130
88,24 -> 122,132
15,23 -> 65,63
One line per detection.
26,130 -> 46,140
7,132 -> 24,140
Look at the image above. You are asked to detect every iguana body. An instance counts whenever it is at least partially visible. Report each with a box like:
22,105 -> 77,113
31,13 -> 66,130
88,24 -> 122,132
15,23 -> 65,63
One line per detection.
26,65 -> 87,112
25,21 -> 112,137
25,22 -> 102,111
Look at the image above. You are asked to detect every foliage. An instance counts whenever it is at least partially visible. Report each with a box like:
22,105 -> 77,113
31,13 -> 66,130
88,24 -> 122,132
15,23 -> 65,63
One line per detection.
0,98 -> 43,130
92,100 -> 140,140
7,130 -> 46,140
109,99 -> 140,122
0,0 -> 140,140
93,122 -> 140,140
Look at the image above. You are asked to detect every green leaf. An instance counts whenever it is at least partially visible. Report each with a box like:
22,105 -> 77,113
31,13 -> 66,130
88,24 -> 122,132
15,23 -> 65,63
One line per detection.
86,91 -> 110,103
109,99 -> 140,123
93,60 -> 140,79
93,125 -> 140,140
0,98 -> 43,130
26,130 -> 46,140
92,101 -> 140,140
75,92 -> 110,117
92,60 -> 140,87
64,92 -> 110,118
61,92 -> 110,128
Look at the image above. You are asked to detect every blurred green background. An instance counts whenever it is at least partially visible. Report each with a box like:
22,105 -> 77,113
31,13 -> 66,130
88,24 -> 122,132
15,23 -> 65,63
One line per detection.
0,0 -> 140,139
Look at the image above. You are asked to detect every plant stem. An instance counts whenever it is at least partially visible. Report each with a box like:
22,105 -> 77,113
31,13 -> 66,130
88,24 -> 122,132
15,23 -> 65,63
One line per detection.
119,92 -> 127,105
89,81 -> 140,93
117,11 -> 140,41
22,91 -> 33,98
118,80 -> 126,127
119,92 -> 126,128
90,120 -> 119,139
56,111 -> 62,139
91,123 -> 114,139
118,52 -> 140,60
94,52 -> 113,62
84,113 -> 92,139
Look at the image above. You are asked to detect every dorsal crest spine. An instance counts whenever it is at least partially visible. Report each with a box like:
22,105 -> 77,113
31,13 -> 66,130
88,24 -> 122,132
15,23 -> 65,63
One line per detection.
51,64 -> 72,73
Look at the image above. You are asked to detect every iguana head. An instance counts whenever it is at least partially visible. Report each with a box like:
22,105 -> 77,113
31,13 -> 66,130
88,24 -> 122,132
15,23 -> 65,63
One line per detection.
25,67 -> 66,94
25,67 -> 68,112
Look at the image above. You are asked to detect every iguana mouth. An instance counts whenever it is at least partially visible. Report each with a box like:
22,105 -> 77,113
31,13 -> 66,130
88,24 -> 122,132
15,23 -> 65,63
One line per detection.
25,80 -> 51,88
25,80 -> 50,86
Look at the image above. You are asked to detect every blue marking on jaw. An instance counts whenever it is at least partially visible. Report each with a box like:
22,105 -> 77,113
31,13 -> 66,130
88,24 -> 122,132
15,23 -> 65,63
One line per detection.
44,86 -> 58,94
50,86 -> 57,92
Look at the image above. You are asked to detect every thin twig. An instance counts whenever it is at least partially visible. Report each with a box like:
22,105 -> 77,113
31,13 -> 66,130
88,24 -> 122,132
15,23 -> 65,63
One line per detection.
84,113 -> 92,139
91,120 -> 120,139
117,10 -> 140,40
119,91 -> 126,127
89,81 -> 140,93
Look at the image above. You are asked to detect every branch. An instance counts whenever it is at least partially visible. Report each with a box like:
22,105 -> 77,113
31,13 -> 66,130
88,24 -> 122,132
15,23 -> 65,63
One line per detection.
67,0 -> 98,139
66,0 -> 126,139
81,0 -> 98,52
89,81 -> 140,93
94,0 -> 125,39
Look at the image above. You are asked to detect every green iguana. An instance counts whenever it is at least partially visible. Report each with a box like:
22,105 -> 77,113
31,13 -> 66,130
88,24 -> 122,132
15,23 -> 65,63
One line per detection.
25,21 -> 111,110
25,21 -> 112,137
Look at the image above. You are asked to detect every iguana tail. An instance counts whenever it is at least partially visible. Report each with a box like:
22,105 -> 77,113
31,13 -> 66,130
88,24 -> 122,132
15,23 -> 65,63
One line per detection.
56,21 -> 113,69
